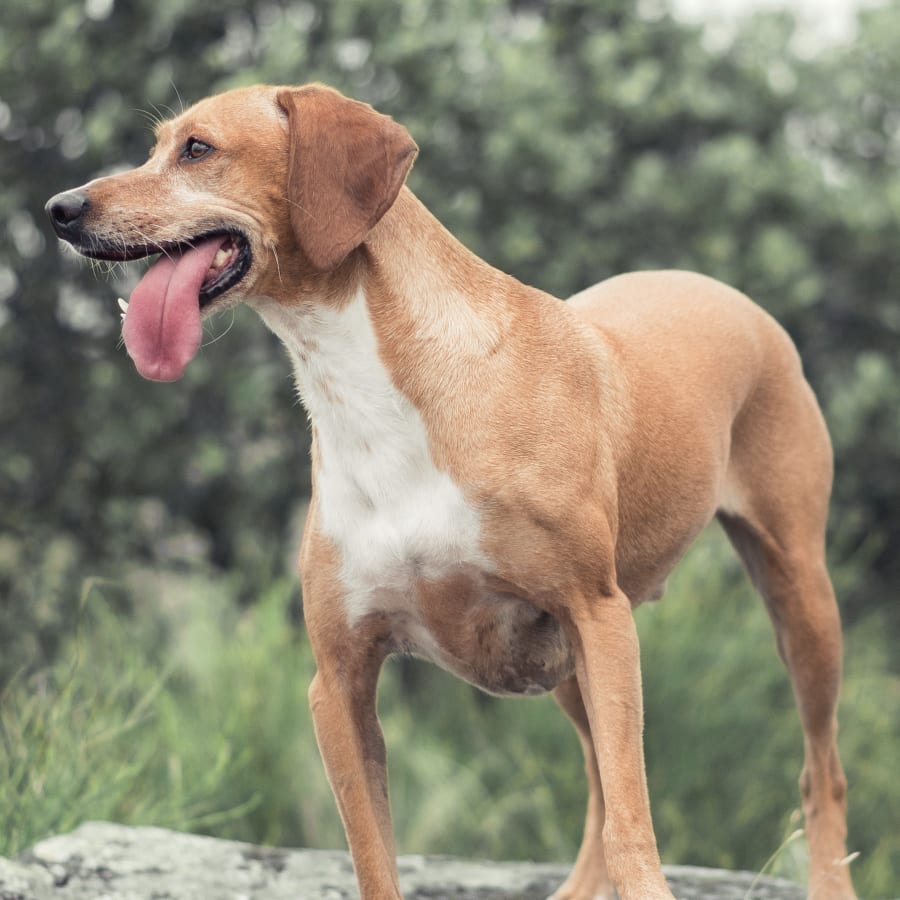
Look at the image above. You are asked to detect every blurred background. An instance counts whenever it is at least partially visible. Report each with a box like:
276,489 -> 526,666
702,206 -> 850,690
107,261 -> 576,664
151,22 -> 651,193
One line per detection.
1,0 -> 898,895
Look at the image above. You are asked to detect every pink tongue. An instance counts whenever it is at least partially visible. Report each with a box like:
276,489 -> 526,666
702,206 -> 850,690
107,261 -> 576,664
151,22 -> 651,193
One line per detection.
122,237 -> 226,381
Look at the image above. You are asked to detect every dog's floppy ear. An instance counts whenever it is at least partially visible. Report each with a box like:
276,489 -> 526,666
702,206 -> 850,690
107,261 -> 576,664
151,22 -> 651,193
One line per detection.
276,85 -> 418,271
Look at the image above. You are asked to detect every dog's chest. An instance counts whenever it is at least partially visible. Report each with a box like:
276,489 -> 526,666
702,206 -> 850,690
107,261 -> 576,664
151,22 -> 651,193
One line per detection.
315,406 -> 485,627
260,290 -> 574,694
260,291 -> 487,622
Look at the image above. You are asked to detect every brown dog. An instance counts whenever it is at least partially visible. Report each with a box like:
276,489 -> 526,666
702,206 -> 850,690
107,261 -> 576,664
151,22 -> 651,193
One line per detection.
46,84 -> 856,900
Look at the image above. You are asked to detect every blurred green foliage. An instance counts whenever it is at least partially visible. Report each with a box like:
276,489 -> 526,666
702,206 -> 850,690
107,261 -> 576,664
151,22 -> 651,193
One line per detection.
1,0 -> 899,895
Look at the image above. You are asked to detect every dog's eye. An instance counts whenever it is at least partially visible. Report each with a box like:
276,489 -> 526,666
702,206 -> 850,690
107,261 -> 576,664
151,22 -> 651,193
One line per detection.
183,139 -> 212,161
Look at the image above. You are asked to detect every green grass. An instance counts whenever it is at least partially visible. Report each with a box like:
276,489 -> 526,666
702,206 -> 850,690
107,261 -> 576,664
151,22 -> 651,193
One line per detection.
1,530 -> 897,896
0,573 -> 339,852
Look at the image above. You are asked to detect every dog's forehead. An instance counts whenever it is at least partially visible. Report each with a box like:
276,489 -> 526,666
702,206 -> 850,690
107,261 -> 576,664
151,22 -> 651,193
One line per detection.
155,85 -> 282,144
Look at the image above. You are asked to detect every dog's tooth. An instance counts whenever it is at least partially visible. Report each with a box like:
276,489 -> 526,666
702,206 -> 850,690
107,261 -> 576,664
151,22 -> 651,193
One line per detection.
213,248 -> 229,267
117,297 -> 129,313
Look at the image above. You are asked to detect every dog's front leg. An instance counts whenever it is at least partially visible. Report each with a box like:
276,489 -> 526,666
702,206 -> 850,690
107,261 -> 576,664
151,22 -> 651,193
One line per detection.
567,589 -> 674,900
308,651 -> 400,899
301,505 -> 401,898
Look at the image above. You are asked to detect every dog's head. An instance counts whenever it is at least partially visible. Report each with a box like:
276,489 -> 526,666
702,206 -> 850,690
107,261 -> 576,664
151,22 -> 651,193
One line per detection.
45,84 -> 417,381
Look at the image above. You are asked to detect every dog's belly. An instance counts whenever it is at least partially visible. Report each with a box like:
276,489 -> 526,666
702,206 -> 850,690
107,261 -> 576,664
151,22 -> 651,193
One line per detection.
395,575 -> 576,696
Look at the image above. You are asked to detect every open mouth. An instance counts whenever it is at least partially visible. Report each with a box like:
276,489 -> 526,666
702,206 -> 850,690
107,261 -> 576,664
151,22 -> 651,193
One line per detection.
195,232 -> 252,307
81,229 -> 252,308
106,229 -> 253,382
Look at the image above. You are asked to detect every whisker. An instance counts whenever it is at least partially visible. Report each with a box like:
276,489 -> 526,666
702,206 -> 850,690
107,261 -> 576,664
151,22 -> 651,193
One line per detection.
152,100 -> 178,121
201,308 -> 237,348
133,107 -> 163,129
282,195 -> 312,218
170,80 -> 185,115
270,244 -> 284,286
130,225 -> 177,263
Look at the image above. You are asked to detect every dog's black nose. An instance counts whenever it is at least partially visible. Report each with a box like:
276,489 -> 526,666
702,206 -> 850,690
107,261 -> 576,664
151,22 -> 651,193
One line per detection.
45,190 -> 90,238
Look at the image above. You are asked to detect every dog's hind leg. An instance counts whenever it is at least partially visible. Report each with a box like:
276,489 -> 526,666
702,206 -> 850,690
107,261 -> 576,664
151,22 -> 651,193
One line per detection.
719,371 -> 856,899
720,510 -> 855,899
550,676 -> 616,900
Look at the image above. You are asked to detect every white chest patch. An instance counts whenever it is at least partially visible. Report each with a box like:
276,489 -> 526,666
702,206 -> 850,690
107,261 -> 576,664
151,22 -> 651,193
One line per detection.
256,289 -> 487,628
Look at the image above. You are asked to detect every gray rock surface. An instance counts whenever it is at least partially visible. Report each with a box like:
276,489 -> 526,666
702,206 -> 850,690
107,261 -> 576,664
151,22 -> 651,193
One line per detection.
0,821 -> 807,900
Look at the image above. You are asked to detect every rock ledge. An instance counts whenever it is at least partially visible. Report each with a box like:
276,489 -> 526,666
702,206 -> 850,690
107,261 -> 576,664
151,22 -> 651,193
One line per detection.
0,822 -> 806,899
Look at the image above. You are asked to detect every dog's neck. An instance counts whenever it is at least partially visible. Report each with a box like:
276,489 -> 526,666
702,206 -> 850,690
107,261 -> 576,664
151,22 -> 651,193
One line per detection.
253,189 -> 508,574
363,187 -> 514,331
254,188 -> 535,425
